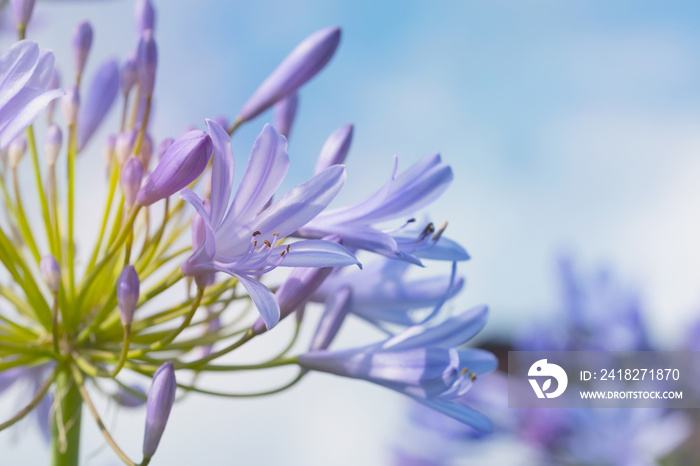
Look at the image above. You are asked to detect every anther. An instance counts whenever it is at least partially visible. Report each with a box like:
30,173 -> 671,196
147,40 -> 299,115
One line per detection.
470,373 -> 477,381
273,232 -> 279,236
285,244 -> 291,253
432,221 -> 448,241
263,240 -> 272,248
252,231 -> 262,237
416,222 -> 435,242
461,367 -> 469,376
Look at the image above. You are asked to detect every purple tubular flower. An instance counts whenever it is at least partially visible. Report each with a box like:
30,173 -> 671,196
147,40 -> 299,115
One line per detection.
143,362 -> 176,459
72,21 -> 93,78
238,27 -> 341,122
0,41 -> 64,150
312,259 -> 463,326
310,286 -> 351,350
77,59 -> 120,151
298,153 -> 465,264
298,306 -> 496,432
156,137 -> 174,161
140,133 -> 153,169
136,29 -> 157,95
180,121 -> 359,329
10,0 -> 35,26
134,0 -> 156,35
44,124 -> 62,166
273,92 -> 298,139
117,265 -> 140,326
62,86 -> 79,126
314,123 -> 353,175
137,130 -> 212,206
40,255 -> 61,294
121,156 -> 144,209
252,264 -> 335,335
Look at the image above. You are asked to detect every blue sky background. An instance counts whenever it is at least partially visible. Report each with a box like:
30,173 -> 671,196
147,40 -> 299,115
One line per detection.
2,0 -> 700,464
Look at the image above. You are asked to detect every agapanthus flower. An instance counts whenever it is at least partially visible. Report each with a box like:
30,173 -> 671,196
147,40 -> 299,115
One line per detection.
181,120 -> 359,329
77,58 -> 119,150
297,152 -> 468,264
311,258 -> 463,326
0,40 -> 63,149
299,306 -> 496,432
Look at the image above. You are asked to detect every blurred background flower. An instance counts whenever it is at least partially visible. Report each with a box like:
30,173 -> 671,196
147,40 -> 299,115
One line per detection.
1,0 -> 700,464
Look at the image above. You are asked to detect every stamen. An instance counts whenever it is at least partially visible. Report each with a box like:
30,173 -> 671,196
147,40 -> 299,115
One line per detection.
432,221 -> 448,241
470,373 -> 477,381
285,244 -> 291,253
252,231 -> 262,237
273,232 -> 279,237
416,222 -> 435,242
461,367 -> 469,376
263,240 -> 272,248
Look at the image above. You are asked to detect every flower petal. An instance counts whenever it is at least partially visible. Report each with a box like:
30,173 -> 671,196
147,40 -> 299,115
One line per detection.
78,58 -> 120,151
279,239 -> 360,268
230,273 -> 280,330
0,87 -> 63,150
205,119 -> 235,228
412,397 -> 494,433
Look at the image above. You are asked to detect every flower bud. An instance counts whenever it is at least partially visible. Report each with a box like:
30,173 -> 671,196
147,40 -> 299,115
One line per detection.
252,265 -> 334,335
121,54 -> 138,94
9,136 -> 26,168
121,156 -> 144,209
156,137 -> 174,161
46,69 -> 61,124
310,286 -> 351,350
140,133 -> 153,170
273,92 -> 298,139
137,130 -> 213,206
114,383 -> 146,408
143,362 -> 176,459
117,265 -> 140,326
44,125 -> 62,167
103,134 -> 116,174
238,27 -> 340,122
136,29 -> 157,95
40,255 -> 61,294
213,115 -> 228,131
115,130 -> 137,165
61,86 -> 80,126
10,0 -> 35,27
314,124 -> 353,175
134,0 -> 156,35
77,59 -> 120,151
72,21 -> 93,78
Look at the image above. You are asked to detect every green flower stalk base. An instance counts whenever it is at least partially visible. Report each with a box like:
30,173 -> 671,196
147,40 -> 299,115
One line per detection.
52,370 -> 82,466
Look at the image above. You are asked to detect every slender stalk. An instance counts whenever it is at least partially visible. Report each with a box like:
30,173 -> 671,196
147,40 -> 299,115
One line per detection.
12,167 -> 41,262
66,123 -> 77,299
52,368 -> 83,466
111,325 -> 131,377
27,126 -> 56,255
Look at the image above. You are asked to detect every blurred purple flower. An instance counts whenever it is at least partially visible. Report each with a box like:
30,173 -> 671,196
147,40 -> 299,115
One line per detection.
77,58 -> 119,151
314,123 -> 353,175
273,92 -> 297,139
0,40 -> 63,150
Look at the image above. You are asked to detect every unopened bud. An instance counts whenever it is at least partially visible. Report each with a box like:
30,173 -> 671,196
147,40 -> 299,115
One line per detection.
9,136 -> 26,168
115,130 -> 137,165
117,265 -> 140,326
40,255 -> 61,294
44,125 -> 62,167
143,362 -> 176,459
61,86 -> 80,126
136,29 -> 157,95
72,21 -> 93,78
121,156 -> 144,208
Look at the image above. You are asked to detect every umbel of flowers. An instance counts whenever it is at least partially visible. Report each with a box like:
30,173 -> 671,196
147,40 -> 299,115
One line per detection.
0,0 -> 495,464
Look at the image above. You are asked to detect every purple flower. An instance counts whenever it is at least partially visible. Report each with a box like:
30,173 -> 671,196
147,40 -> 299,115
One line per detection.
238,27 -> 341,122
121,156 -> 144,209
136,130 -> 213,206
137,29 -> 157,95
180,120 -> 358,329
134,0 -> 156,36
298,306 -> 496,432
273,92 -> 298,139
10,0 -> 35,26
72,21 -> 93,78
117,265 -> 140,326
314,123 -> 353,175
310,285 -> 351,351
156,136 -> 174,161
298,153 -> 467,264
40,255 -> 61,294
311,259 -> 463,326
77,58 -> 120,151
143,362 -> 176,459
115,129 -> 137,165
0,41 -> 63,150
114,383 -> 147,408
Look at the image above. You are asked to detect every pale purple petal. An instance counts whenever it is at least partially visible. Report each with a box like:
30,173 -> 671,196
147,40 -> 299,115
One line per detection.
204,119 -> 235,229
77,58 -> 119,151
273,92 -> 298,139
230,272 -> 280,329
310,286 -> 351,351
314,123 -> 353,175
279,239 -> 360,268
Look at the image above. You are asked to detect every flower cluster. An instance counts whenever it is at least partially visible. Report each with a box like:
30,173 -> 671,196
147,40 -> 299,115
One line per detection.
0,0 -> 494,464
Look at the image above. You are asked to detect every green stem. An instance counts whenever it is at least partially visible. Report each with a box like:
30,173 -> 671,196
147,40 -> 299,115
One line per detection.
52,369 -> 83,466
66,124 -> 77,299
27,126 -> 56,256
